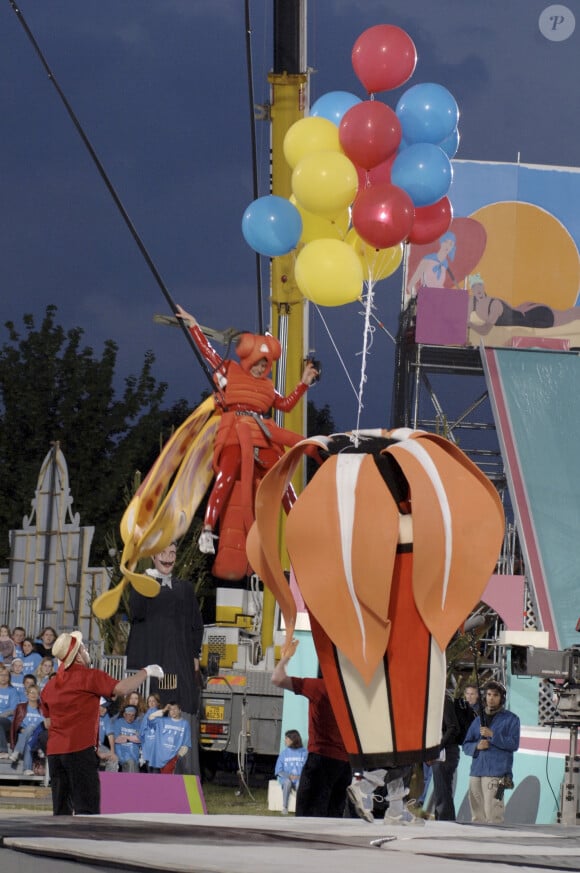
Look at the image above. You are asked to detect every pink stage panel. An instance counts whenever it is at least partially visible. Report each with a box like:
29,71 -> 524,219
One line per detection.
415,286 -> 470,346
100,772 -> 206,814
482,574 -> 525,629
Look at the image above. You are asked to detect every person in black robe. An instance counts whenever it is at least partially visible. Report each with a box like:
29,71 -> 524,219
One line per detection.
125,542 -> 204,774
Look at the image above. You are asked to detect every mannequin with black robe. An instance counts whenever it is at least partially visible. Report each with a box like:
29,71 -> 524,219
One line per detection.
125,544 -> 204,774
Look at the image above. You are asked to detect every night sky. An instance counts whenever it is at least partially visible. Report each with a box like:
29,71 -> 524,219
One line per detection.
0,1 -> 578,432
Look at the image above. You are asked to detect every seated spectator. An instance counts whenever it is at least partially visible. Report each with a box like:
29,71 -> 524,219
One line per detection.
11,627 -> 26,659
120,691 -> 147,725
9,684 -> 46,775
28,720 -> 48,774
21,638 -> 42,675
0,663 -> 19,758
146,701 -> 191,774
113,704 -> 142,772
10,658 -> 25,698
36,656 -> 56,690
34,627 -> 57,659
97,698 -> 118,772
140,692 -> 162,771
275,729 -> 308,815
0,625 -> 15,665
17,674 -> 38,704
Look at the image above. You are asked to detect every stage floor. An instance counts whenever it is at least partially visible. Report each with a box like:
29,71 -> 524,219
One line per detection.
1,813 -> 579,873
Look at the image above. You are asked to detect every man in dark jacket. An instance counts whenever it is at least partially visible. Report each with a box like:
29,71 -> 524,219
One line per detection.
429,692 -> 461,820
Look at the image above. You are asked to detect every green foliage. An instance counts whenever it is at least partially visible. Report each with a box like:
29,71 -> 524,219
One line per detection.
0,305 -> 185,566
307,399 -> 335,437
306,400 -> 335,481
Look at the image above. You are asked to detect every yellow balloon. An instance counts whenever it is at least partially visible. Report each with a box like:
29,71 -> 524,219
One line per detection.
295,239 -> 363,307
346,228 -> 404,282
290,195 -> 350,244
292,151 -> 358,218
283,116 -> 342,170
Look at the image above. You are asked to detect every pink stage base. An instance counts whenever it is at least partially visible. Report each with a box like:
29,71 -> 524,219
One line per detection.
99,772 -> 206,815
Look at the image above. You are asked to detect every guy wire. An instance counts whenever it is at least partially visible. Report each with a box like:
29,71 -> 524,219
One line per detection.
7,0 -> 219,396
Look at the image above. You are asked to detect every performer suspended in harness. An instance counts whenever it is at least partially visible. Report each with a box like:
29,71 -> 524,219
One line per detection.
175,305 -> 319,566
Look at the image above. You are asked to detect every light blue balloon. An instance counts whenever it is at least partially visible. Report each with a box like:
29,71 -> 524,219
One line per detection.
310,91 -> 362,127
395,83 -> 459,145
439,127 -> 460,159
241,195 -> 302,257
391,143 -> 453,207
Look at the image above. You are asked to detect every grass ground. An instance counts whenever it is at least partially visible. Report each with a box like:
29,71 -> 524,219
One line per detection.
202,780 -> 279,816
0,775 -> 280,817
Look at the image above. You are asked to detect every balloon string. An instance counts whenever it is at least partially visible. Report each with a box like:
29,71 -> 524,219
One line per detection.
353,281 -> 376,445
312,305 -> 359,402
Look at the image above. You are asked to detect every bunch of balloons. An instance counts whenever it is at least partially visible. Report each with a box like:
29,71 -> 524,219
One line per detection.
241,23 -> 460,307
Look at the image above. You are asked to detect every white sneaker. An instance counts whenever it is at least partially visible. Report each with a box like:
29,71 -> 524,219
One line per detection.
198,529 -> 217,555
23,769 -> 34,776
384,809 -> 425,826
347,783 -> 374,823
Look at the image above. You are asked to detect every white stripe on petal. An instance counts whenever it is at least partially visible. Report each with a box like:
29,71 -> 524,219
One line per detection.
394,440 -> 452,608
336,455 -> 367,659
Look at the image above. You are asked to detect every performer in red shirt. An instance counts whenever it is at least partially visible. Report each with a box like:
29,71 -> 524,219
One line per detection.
272,653 -> 351,818
42,630 -> 163,815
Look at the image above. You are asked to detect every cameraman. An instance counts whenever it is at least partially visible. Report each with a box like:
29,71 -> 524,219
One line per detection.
462,680 -> 520,823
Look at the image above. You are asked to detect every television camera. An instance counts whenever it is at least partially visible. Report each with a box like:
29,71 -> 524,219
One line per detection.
510,644 -> 580,824
511,645 -> 580,726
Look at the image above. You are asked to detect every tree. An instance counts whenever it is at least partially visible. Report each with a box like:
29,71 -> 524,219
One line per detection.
307,399 -> 335,438
0,306 -> 184,566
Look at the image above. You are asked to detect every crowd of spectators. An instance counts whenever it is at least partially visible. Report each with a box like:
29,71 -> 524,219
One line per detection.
0,623 -> 191,779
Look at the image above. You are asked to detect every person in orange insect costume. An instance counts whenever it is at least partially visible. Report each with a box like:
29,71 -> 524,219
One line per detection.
176,305 -> 318,577
248,429 -> 505,774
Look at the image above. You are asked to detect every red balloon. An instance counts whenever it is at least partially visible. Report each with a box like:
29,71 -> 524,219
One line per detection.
356,153 -> 397,191
352,25 -> 417,94
339,101 -> 402,171
352,183 -> 415,249
407,197 -> 453,245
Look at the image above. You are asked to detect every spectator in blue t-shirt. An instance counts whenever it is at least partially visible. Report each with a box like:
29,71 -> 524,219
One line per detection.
113,705 -> 142,772
98,698 -> 118,772
36,656 -> 56,690
20,639 -> 42,676
146,701 -> 191,773
9,684 -> 46,774
10,658 -> 25,698
275,729 -> 308,815
139,692 -> 162,771
0,664 -> 20,758
11,627 -> 26,659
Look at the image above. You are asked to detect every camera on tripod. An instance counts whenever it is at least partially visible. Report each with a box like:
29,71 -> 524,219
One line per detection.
508,642 -> 580,824
511,644 -> 580,725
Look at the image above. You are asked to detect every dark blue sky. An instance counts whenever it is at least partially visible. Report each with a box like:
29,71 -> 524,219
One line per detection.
0,1 -> 578,431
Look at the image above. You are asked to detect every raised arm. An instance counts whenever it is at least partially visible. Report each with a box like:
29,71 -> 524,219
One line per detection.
175,304 -> 223,373
271,653 -> 294,692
